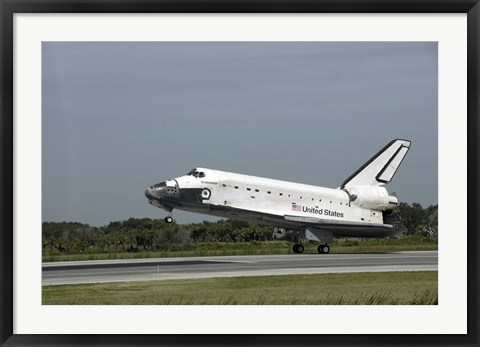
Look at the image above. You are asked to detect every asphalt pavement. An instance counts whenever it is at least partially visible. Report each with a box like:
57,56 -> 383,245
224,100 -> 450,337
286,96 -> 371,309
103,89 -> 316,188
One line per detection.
42,251 -> 438,285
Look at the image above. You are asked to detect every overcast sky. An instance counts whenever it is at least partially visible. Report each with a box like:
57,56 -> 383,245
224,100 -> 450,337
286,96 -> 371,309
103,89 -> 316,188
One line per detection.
42,42 -> 437,227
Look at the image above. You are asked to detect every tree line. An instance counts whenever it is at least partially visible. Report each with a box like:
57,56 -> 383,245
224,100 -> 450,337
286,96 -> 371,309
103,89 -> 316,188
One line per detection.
42,202 -> 437,255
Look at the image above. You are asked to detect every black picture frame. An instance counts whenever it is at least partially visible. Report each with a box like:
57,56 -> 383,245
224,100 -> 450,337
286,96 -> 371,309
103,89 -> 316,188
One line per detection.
1,1 -> 478,346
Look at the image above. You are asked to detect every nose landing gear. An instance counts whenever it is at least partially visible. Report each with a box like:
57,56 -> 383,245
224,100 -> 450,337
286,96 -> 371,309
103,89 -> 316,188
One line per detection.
164,216 -> 174,224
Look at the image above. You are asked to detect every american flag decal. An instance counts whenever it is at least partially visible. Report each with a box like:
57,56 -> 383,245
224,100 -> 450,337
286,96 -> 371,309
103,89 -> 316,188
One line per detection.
291,203 -> 302,212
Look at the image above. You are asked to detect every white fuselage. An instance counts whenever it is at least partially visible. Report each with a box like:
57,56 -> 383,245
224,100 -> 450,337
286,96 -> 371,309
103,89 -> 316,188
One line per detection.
166,168 -> 396,226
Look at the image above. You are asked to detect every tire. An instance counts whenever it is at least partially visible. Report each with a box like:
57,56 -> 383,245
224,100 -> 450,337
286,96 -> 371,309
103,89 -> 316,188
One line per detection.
164,216 -> 173,223
293,244 -> 299,253
297,244 -> 304,254
318,244 -> 330,254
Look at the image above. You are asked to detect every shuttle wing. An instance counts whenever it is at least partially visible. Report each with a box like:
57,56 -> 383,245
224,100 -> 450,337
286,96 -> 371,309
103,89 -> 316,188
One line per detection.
284,215 -> 393,230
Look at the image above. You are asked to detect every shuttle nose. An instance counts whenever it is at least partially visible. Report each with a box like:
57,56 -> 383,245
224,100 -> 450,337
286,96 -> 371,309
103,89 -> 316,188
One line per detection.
145,186 -> 155,200
145,181 -> 169,200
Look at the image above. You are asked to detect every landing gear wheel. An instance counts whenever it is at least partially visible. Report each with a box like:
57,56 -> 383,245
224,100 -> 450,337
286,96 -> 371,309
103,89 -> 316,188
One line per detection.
297,244 -> 305,254
293,244 -> 304,254
164,216 -> 174,224
318,244 -> 330,254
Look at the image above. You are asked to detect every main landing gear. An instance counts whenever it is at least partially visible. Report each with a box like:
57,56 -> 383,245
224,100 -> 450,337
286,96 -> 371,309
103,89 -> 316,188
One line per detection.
317,244 -> 330,254
164,216 -> 174,224
292,232 -> 305,254
293,244 -> 330,254
293,244 -> 304,254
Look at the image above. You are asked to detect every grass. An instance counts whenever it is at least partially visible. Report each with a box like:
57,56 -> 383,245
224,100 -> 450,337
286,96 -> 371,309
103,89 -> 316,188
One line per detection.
42,271 -> 438,305
42,236 -> 437,262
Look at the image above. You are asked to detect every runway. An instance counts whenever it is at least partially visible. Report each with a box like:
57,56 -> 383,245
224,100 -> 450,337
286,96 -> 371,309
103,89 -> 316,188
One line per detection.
42,251 -> 437,285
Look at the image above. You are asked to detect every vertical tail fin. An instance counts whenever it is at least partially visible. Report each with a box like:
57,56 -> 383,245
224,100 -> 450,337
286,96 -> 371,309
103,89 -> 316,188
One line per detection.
340,139 -> 411,189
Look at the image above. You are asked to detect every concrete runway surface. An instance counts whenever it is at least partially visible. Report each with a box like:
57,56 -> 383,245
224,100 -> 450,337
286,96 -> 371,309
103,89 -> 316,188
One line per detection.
42,251 -> 437,285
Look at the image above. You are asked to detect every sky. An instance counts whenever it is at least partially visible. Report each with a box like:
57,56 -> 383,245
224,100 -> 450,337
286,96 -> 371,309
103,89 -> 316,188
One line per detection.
42,42 -> 438,227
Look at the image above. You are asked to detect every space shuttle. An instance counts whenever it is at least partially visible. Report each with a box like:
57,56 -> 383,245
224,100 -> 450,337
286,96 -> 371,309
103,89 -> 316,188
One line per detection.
145,139 -> 411,254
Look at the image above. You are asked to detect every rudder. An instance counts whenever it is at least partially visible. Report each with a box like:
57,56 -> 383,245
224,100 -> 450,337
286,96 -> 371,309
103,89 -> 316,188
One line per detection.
340,139 -> 411,189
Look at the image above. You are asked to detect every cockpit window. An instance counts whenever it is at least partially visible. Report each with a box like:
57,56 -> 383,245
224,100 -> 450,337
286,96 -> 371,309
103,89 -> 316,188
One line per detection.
187,168 -> 206,178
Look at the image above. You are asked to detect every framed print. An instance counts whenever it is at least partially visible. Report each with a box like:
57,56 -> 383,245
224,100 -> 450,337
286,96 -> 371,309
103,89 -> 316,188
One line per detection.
1,1 -> 479,346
